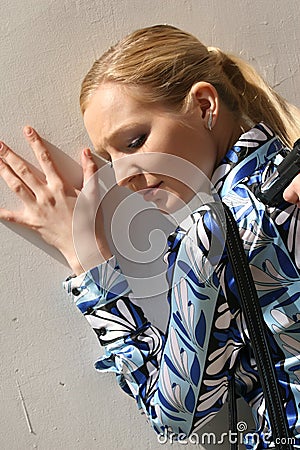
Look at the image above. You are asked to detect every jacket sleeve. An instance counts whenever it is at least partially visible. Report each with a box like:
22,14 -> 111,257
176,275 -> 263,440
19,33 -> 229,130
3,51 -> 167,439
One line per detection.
63,210 -> 234,438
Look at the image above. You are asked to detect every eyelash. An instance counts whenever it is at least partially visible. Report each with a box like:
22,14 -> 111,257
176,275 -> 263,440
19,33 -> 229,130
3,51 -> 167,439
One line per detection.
127,134 -> 147,149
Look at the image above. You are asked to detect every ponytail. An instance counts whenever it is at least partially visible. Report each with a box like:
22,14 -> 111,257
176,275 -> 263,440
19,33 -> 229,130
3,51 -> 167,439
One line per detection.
208,47 -> 300,147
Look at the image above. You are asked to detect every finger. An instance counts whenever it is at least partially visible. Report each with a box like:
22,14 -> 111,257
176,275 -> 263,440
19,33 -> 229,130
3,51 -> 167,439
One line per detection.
0,141 -> 44,192
283,175 -> 300,204
23,126 -> 63,187
0,158 -> 35,203
0,208 -> 24,224
283,188 -> 299,204
81,148 -> 99,187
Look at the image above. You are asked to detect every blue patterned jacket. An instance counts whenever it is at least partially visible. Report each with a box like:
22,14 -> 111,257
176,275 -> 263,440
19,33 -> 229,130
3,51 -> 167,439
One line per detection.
64,123 -> 300,449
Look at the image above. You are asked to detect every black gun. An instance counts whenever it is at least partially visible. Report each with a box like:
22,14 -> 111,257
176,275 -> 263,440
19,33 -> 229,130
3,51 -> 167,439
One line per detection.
257,139 -> 300,206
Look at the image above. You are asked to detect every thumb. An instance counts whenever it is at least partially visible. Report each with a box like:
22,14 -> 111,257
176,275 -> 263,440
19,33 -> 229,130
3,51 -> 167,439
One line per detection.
283,173 -> 300,205
81,148 -> 98,187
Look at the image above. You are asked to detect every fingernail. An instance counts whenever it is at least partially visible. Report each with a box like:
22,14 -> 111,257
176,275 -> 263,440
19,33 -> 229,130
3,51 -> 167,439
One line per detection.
24,126 -> 33,136
0,142 -> 3,152
84,148 -> 91,157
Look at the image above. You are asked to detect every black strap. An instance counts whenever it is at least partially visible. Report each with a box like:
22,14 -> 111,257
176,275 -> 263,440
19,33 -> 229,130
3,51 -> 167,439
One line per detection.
228,377 -> 238,450
223,203 -> 292,450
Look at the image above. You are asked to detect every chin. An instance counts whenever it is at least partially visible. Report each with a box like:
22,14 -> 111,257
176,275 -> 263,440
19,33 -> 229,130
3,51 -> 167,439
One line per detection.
152,191 -> 190,215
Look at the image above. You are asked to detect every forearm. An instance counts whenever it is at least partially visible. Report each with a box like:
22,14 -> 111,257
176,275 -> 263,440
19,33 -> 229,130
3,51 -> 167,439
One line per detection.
63,253 -> 225,438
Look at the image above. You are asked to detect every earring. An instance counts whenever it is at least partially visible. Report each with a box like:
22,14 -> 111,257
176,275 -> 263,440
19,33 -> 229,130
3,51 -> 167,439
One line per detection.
207,110 -> 213,131
110,160 -> 113,168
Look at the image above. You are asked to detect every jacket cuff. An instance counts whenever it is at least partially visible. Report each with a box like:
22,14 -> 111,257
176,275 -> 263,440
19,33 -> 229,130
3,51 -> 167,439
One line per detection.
63,256 -> 132,314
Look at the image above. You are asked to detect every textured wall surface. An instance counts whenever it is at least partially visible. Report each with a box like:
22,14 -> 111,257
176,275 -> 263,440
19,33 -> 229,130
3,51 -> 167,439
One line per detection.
0,1 -> 299,449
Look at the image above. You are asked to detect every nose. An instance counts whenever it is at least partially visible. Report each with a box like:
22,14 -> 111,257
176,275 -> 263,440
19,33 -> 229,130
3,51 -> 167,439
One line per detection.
112,154 -> 142,188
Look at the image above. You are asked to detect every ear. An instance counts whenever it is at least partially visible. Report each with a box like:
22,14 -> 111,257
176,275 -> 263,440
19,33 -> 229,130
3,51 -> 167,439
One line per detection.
189,82 -> 219,130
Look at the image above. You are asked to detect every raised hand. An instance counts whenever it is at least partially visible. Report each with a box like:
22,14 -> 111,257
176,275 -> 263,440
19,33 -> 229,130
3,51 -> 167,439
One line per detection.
0,127 -> 112,274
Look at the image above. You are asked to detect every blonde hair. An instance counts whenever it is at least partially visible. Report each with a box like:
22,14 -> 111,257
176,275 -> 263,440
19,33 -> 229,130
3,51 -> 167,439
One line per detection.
80,24 -> 300,147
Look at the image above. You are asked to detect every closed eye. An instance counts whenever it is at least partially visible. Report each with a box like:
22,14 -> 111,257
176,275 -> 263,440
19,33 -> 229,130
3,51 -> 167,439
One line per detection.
127,134 -> 147,149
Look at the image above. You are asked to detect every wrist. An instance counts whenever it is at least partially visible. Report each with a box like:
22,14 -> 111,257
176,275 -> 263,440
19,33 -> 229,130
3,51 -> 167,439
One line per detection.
96,239 -> 113,262
62,245 -> 113,276
66,253 -> 113,276
58,233 -> 113,275
61,251 -> 84,275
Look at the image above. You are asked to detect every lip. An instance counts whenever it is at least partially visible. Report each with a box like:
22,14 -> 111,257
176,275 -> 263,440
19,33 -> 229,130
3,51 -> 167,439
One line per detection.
139,182 -> 163,201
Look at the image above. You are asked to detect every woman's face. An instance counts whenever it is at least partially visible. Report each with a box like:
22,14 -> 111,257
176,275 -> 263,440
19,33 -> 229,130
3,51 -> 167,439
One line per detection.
83,83 -> 218,213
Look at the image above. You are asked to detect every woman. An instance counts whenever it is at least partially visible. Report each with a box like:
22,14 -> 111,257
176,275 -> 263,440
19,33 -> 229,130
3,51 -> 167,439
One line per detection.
0,25 -> 300,449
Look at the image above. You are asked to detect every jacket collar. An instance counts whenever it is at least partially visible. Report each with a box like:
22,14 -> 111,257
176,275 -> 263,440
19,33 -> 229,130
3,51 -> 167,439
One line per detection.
211,122 -> 285,198
167,123 -> 286,247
